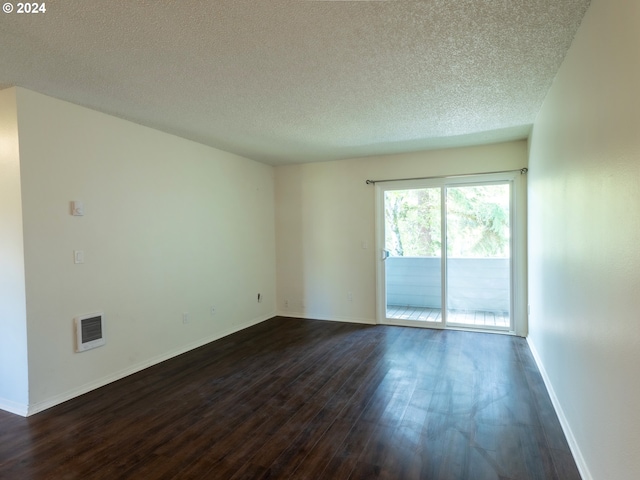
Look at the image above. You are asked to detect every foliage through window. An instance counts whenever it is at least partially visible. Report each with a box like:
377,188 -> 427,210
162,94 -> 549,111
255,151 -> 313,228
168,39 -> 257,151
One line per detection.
384,184 -> 510,258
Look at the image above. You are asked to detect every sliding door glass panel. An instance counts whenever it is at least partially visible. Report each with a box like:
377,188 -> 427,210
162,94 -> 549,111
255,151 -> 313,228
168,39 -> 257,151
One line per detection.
384,188 -> 442,323
445,183 -> 511,329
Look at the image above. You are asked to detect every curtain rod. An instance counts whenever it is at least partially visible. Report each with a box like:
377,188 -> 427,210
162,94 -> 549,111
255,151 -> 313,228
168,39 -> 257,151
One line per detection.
365,167 -> 528,185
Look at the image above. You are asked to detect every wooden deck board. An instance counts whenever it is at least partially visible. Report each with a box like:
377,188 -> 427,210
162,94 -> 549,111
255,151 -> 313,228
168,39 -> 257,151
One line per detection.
387,305 -> 510,329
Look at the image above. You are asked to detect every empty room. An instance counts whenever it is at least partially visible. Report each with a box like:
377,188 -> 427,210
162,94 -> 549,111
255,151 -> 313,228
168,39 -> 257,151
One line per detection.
1,1 -> 638,479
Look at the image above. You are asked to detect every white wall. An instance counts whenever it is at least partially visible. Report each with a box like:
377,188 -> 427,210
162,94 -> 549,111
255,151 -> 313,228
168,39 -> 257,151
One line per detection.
0,88 -> 29,415
275,141 -> 527,325
10,88 -> 276,414
527,0 -> 640,478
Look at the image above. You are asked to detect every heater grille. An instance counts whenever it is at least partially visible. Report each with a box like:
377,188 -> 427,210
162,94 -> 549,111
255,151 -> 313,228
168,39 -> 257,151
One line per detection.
75,312 -> 105,352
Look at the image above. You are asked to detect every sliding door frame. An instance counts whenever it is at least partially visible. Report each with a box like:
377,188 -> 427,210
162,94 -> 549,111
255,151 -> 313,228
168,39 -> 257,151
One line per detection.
375,171 -> 527,336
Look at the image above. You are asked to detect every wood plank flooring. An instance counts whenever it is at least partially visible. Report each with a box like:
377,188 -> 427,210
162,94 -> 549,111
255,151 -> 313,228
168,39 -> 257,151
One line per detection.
0,317 -> 580,479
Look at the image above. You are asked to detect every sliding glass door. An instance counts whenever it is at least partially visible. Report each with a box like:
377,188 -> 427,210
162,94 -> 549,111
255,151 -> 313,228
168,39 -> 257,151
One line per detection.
377,174 -> 517,333
445,183 -> 511,329
383,186 -> 444,327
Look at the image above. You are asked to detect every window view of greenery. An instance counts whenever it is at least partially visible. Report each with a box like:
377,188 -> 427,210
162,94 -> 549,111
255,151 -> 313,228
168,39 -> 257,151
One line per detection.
385,188 -> 441,257
385,184 -> 510,258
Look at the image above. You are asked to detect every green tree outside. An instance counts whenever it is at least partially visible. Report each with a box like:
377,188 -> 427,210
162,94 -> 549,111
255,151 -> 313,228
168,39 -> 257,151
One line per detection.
384,184 -> 510,258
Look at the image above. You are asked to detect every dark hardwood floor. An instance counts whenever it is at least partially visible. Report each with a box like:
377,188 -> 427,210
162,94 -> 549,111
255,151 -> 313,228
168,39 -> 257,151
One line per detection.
0,317 -> 580,479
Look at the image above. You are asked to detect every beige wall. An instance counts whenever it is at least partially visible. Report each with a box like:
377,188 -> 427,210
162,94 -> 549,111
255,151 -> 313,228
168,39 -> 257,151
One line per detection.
8,88 -> 276,414
0,88 -> 29,414
275,141 -> 528,325
528,0 -> 640,478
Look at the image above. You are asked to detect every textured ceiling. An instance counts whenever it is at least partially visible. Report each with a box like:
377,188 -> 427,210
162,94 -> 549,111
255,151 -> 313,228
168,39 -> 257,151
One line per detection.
0,0 -> 591,165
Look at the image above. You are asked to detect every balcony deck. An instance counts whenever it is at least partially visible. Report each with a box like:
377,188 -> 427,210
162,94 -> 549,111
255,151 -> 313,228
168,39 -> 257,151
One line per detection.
387,305 -> 510,328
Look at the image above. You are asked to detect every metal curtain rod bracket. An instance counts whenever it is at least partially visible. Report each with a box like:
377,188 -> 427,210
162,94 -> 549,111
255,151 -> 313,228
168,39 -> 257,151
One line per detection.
365,167 -> 528,185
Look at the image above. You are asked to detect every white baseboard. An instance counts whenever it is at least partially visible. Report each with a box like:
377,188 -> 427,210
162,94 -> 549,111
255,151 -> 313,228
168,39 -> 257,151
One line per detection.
25,313 -> 274,416
527,337 -> 592,480
0,397 -> 29,417
275,311 -> 376,325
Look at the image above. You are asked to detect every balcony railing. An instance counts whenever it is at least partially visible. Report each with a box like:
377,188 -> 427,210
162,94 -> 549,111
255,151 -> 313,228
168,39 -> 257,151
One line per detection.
386,256 -> 510,320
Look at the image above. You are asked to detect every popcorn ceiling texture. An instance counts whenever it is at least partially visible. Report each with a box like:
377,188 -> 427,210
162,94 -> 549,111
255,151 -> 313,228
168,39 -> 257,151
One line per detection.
0,0 -> 591,164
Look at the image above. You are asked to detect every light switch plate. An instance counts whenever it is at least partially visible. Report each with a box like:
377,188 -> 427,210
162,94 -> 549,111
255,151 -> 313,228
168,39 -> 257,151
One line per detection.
71,201 -> 84,216
74,250 -> 84,264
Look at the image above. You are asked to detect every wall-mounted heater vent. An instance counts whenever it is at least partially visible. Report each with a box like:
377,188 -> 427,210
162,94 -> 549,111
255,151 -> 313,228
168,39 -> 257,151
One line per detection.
75,312 -> 105,352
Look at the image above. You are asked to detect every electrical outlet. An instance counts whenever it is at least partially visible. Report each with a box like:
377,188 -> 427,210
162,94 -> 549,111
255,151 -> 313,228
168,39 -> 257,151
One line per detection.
182,312 -> 189,324
348,292 -> 353,302
284,299 -> 289,309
